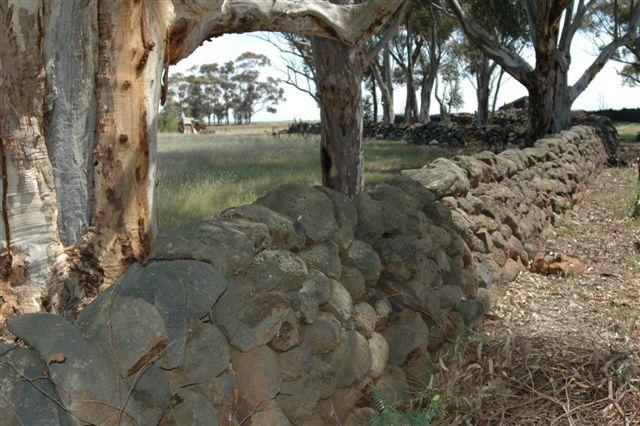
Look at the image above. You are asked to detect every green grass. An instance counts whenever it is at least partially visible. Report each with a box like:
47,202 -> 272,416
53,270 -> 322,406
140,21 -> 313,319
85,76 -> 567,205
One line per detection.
156,132 -> 468,228
615,122 -> 640,143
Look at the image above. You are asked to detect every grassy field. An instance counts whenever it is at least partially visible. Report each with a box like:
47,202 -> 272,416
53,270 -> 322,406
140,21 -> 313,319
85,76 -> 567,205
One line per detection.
157,122 -> 639,228
616,122 -> 640,143
157,128 -> 468,227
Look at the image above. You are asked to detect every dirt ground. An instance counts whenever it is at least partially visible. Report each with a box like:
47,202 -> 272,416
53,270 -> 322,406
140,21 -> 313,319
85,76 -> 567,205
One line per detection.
432,145 -> 640,425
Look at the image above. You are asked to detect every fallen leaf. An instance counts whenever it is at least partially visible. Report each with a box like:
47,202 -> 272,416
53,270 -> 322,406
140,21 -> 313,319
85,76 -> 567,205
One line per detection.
48,353 -> 66,364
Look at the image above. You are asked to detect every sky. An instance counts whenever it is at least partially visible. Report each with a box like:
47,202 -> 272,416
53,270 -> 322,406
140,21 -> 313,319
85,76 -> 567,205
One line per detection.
173,32 -> 640,122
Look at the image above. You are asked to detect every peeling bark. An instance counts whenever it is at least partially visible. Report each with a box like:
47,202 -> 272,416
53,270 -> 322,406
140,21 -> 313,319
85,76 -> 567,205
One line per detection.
43,0 -> 99,246
313,35 -> 365,198
0,1 -> 65,312
1,0 -> 403,317
475,54 -> 491,126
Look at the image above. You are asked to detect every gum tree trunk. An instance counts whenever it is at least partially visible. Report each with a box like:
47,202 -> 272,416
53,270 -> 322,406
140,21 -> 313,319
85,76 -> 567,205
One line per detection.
312,36 -> 365,198
475,54 -> 491,126
372,63 -> 395,124
447,0 -> 640,144
0,0 -> 403,317
1,2 -> 65,312
382,47 -> 395,123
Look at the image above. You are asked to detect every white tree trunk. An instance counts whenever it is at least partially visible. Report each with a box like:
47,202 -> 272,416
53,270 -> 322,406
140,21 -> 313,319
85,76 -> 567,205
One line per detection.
1,0 -> 403,317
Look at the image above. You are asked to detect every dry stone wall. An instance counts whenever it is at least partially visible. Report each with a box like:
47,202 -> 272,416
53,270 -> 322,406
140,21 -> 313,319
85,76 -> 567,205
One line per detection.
1,125 -> 610,425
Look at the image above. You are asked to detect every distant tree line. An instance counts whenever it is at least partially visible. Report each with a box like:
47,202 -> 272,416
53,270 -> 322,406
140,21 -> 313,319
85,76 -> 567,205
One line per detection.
266,0 -> 640,197
159,52 -> 285,132
266,0 -> 639,135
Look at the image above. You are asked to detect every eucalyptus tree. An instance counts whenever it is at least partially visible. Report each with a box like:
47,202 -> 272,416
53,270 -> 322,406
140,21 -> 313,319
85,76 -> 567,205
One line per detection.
312,0 -> 411,198
411,1 -> 457,123
446,0 -> 640,142
587,0 -> 640,86
0,0 -> 404,315
452,0 -> 528,125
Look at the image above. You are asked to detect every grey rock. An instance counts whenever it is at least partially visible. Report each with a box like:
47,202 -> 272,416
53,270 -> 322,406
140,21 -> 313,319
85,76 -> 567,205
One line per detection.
353,302 -> 377,337
237,249 -> 308,292
102,260 -> 227,369
403,349 -> 435,388
377,236 -> 431,282
283,291 -> 319,324
345,408 -> 377,426
302,313 -> 342,354
455,299 -> 483,326
175,320 -> 230,386
345,240 -> 382,285
257,184 -> 339,243
367,184 -> 413,235
196,372 -> 237,407
0,344 -> 71,425
382,309 -> 429,366
277,376 -> 322,423
375,365 -> 410,404
439,285 -> 465,309
317,186 -> 358,250
324,279 -> 353,322
251,400 -> 292,426
300,241 -> 341,279
221,204 -> 305,250
300,270 -> 332,306
126,365 -> 172,425
75,294 -> 168,377
454,155 -> 492,186
475,287 -> 492,312
402,158 -> 470,198
151,219 -> 254,275
160,388 -> 219,426
388,175 -> 436,210
313,360 -> 339,399
374,297 -> 392,319
368,332 -> 389,379
340,266 -> 366,301
218,217 -> 272,253
212,282 -> 291,352
504,258 -> 526,282
278,341 -> 315,382
269,313 -> 302,353
7,314 -> 121,424
232,346 -> 281,411
353,193 -> 386,242
326,330 -> 371,388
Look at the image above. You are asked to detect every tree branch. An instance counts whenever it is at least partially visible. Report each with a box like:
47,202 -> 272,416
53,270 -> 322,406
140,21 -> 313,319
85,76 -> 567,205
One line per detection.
570,3 -> 640,100
169,0 -> 405,64
444,0 -> 534,86
364,0 -> 411,68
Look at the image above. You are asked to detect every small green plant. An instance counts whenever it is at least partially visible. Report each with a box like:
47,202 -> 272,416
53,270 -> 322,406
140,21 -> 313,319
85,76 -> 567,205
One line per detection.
371,388 -> 442,426
615,181 -> 640,220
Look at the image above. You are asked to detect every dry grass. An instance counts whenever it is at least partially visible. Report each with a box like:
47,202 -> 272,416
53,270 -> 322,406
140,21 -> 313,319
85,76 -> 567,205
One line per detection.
196,121 -> 295,136
615,122 -> 640,144
422,158 -> 640,425
157,131 -> 473,227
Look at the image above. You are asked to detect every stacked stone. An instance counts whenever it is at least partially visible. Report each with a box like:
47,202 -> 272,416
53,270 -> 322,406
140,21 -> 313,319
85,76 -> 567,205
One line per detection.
403,125 -> 608,302
363,121 -> 528,148
1,124 -> 610,425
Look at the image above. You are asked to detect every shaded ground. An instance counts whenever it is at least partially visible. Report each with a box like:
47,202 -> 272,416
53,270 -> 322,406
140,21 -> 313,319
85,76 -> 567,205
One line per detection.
430,144 -> 640,425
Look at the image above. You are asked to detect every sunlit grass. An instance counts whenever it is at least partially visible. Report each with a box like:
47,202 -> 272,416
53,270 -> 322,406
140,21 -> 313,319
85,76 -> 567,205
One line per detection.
615,122 -> 640,143
157,132 -> 471,228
